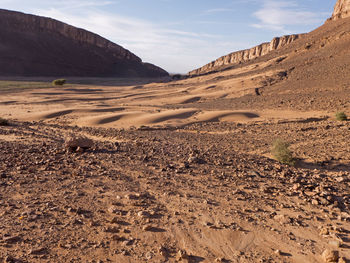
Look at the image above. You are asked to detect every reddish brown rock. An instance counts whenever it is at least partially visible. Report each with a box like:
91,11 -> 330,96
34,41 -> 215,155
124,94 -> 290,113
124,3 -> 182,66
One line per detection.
322,249 -> 339,262
64,135 -> 93,150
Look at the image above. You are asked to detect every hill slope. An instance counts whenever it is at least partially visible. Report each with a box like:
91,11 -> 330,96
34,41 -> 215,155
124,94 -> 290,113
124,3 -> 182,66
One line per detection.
182,0 -> 350,113
189,34 -> 304,76
0,9 -> 168,77
189,0 -> 350,79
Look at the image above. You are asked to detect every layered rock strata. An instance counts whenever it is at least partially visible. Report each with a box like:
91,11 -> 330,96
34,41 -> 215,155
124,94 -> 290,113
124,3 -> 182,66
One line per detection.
331,0 -> 350,20
189,34 -> 302,76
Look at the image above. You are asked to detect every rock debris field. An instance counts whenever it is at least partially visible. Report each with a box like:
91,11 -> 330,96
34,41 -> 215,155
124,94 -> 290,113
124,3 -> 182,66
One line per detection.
0,119 -> 349,263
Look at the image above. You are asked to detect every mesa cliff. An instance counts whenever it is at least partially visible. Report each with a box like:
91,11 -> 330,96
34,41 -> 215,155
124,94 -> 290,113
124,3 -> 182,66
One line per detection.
0,9 -> 168,77
331,0 -> 350,20
188,34 -> 303,76
189,0 -> 350,77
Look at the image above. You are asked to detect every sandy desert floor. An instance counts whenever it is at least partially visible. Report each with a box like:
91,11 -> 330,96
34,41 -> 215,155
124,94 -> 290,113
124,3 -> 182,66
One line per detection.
0,68 -> 334,130
0,68 -> 350,263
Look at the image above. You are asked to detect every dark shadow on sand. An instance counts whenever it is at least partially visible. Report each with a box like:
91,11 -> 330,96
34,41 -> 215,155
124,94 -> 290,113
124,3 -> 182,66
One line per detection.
296,160 -> 350,173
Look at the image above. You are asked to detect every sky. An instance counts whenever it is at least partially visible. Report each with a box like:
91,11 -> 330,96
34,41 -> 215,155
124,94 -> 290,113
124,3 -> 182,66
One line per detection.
0,0 -> 336,73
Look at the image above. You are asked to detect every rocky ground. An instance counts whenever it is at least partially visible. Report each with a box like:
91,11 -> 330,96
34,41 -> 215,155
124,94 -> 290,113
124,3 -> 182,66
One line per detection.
0,119 -> 349,263
1,2 -> 350,263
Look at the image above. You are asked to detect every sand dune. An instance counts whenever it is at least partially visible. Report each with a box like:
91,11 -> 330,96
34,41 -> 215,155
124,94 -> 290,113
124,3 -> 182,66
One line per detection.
0,24 -> 340,129
1,74 -> 329,130
78,109 -> 198,127
74,109 -> 260,128
84,112 -> 142,126
196,111 -> 260,122
25,107 -> 126,121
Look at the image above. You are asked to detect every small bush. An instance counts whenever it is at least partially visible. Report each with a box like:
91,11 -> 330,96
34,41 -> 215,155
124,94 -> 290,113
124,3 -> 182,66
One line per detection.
52,79 -> 66,86
271,139 -> 295,166
0,117 -> 9,126
336,112 -> 347,121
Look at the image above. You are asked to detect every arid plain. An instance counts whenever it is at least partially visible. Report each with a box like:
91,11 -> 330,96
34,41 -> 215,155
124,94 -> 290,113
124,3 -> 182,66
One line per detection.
1,2 -> 350,263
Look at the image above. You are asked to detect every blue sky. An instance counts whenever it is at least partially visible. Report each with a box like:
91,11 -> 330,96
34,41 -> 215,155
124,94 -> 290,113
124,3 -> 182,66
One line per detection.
0,0 -> 336,73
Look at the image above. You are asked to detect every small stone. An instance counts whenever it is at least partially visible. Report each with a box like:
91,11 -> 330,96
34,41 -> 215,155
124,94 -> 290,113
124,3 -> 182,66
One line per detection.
125,194 -> 138,200
329,240 -> 341,248
187,155 -> 205,164
112,235 -> 124,242
89,220 -> 99,227
335,177 -> 344,183
72,219 -> 83,225
293,184 -> 300,190
122,239 -> 134,246
338,257 -> 346,263
158,246 -> 168,257
320,228 -> 330,236
108,206 -> 119,214
142,225 -> 153,231
274,214 -> 291,224
145,252 -> 153,260
110,217 -> 120,224
29,247 -> 47,255
312,199 -> 319,206
233,251 -> 243,257
322,249 -> 339,262
104,226 -> 120,233
188,156 -> 199,163
76,146 -> 85,153
176,250 -> 189,261
274,249 -> 281,255
137,211 -> 151,218
3,256 -> 18,263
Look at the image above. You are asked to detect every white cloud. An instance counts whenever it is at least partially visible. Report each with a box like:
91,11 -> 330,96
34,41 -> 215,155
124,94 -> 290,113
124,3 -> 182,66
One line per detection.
0,0 -> 237,73
53,0 -> 114,9
0,0 -> 282,73
252,0 -> 326,32
33,7 -> 241,73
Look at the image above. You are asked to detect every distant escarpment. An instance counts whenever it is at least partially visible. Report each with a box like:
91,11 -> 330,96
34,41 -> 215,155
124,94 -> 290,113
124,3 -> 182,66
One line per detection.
331,0 -> 350,20
188,34 -> 303,76
0,9 -> 168,77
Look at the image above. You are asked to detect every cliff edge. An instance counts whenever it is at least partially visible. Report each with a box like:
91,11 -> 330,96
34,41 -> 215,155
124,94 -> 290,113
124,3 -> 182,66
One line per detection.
189,0 -> 350,77
0,9 -> 168,77
331,0 -> 350,20
188,34 -> 303,76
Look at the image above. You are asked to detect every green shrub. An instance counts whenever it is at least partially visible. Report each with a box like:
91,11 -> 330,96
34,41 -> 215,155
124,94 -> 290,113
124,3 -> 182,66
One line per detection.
271,139 -> 295,166
52,79 -> 66,86
0,117 -> 9,126
336,112 -> 347,121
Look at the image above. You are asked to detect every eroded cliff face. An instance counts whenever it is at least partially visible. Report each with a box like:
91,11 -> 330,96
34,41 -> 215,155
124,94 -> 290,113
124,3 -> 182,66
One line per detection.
332,0 -> 350,20
0,9 -> 168,77
189,34 -> 303,76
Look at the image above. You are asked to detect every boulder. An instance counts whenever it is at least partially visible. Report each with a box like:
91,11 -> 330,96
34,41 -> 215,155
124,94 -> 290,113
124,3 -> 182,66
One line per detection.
321,249 -> 339,262
65,135 -> 94,151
